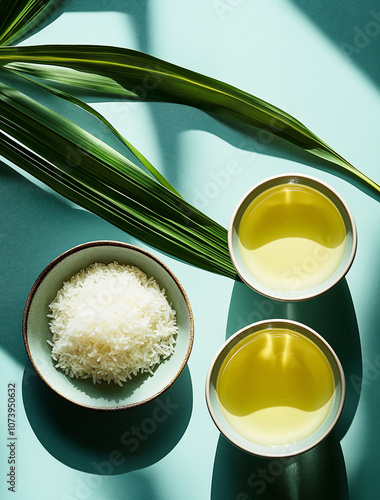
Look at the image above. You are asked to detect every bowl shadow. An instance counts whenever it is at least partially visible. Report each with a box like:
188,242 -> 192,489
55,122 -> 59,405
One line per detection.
210,277 -> 361,498
22,361 -> 193,474
65,369 -> 152,403
211,433 -> 349,500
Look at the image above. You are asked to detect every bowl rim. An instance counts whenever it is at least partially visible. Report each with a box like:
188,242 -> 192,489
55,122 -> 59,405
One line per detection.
205,318 -> 346,457
228,173 -> 357,301
23,240 -> 194,411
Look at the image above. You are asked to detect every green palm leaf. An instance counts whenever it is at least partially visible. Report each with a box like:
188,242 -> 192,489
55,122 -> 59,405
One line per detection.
0,0 -> 55,46
0,82 -> 237,279
1,44 -> 379,199
7,68 -> 182,196
0,0 -> 379,283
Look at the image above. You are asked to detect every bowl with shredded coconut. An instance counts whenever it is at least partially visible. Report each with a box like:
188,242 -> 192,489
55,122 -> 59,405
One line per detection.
23,241 -> 194,410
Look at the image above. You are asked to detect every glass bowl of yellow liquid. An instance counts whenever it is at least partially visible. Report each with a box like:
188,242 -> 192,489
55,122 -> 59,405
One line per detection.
205,319 -> 345,457
228,174 -> 357,301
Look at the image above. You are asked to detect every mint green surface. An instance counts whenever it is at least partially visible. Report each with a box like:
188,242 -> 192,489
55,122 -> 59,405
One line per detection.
1,1 -> 380,499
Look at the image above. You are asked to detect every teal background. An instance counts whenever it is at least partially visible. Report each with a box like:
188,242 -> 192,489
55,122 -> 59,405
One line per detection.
1,1 -> 380,499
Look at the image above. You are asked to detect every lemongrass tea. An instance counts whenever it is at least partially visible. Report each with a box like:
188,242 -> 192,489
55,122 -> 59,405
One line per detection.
237,183 -> 347,293
216,327 -> 335,447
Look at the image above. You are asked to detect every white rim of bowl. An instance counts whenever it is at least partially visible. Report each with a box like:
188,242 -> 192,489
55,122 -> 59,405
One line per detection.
205,319 -> 346,458
228,173 -> 357,301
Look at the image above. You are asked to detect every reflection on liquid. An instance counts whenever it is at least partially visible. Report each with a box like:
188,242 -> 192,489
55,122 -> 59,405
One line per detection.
216,329 -> 335,446
238,185 -> 347,291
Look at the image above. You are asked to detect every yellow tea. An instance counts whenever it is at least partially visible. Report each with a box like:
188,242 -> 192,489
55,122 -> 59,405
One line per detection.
216,328 -> 335,447
238,184 -> 346,292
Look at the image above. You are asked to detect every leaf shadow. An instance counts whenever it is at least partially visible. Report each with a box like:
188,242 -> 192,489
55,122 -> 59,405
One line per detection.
291,0 -> 380,89
15,0 -> 150,52
144,103 -> 380,202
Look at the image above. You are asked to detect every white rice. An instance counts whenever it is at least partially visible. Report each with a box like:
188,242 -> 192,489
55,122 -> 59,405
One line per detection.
47,261 -> 177,386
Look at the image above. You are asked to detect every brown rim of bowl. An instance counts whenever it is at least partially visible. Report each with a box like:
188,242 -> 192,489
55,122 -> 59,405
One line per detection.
22,240 -> 195,411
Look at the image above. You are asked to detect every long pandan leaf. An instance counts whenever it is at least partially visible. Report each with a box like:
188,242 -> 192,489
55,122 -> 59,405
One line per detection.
0,82 -> 237,279
1,44 -> 379,200
6,68 -> 182,196
0,0 -> 56,47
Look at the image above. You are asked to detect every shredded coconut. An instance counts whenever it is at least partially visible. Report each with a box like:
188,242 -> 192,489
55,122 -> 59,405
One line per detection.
47,262 -> 177,385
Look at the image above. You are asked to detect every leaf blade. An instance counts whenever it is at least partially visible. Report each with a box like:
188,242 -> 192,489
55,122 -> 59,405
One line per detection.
7,68 -> 183,196
0,82 -> 236,278
0,0 -> 56,46
1,44 -> 379,199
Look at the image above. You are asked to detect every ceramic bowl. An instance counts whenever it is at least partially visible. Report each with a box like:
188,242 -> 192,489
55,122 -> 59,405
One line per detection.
228,174 -> 357,301
23,241 -> 194,410
205,319 -> 345,458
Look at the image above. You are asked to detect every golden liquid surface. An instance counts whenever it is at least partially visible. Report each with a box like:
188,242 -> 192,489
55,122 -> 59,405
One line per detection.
238,184 -> 347,292
216,329 -> 335,447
